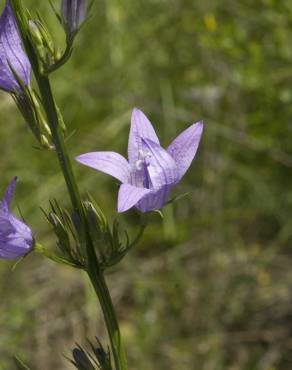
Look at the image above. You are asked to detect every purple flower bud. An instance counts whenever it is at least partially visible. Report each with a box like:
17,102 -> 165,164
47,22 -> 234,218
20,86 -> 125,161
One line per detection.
0,177 -> 33,260
61,0 -> 86,36
0,1 -> 31,93
76,108 -> 204,213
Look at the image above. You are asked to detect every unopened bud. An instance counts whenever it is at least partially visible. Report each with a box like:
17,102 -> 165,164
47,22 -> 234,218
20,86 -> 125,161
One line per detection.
48,212 -> 64,230
28,20 -> 43,46
72,348 -> 95,370
61,0 -> 86,37
28,18 -> 56,69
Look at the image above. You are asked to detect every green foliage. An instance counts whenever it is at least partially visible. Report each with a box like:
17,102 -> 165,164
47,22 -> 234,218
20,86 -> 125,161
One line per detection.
0,0 -> 292,369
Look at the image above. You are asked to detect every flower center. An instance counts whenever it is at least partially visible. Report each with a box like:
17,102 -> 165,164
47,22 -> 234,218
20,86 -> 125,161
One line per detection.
134,150 -> 152,189
135,150 -> 151,171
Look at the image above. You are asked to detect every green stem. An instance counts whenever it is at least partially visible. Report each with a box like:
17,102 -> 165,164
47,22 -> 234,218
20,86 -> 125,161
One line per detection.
45,42 -> 73,75
36,75 -> 128,370
10,2 -> 128,365
35,75 -> 84,220
89,270 -> 128,370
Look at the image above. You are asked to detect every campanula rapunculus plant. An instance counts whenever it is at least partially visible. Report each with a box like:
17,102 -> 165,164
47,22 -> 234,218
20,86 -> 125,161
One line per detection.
1,1 -> 204,367
0,0 -> 31,92
0,177 -> 33,260
61,0 -> 86,37
76,108 -> 203,213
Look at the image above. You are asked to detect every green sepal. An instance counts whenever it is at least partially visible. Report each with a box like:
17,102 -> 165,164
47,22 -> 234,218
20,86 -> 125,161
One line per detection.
83,196 -> 146,270
67,338 -> 112,370
34,243 -> 83,269
42,200 -> 86,269
10,82 -> 53,149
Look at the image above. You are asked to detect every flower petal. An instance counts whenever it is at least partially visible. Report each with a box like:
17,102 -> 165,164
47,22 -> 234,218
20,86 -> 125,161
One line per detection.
136,185 -> 172,212
0,178 -> 33,260
128,108 -> 160,165
0,1 -> 31,92
0,247 -> 20,259
75,152 -> 131,184
0,213 -> 33,259
167,121 -> 203,180
0,237 -> 31,259
9,213 -> 33,241
0,211 -> 14,233
141,138 -> 179,189
0,176 -> 17,212
118,184 -> 151,213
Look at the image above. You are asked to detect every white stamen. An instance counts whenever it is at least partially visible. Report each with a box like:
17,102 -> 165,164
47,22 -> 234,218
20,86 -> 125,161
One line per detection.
135,159 -> 144,171
135,149 -> 152,171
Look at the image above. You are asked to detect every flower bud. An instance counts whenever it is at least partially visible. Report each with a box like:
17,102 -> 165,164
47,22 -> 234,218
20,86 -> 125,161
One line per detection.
28,20 -> 43,46
83,198 -> 143,269
45,201 -> 85,268
27,17 -> 56,71
72,347 -> 95,370
61,0 -> 86,38
70,339 -> 111,370
12,88 -> 53,149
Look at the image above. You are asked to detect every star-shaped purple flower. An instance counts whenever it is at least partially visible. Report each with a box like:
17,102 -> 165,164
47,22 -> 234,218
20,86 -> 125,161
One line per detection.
0,0 -> 31,93
76,108 -> 203,213
0,177 -> 33,260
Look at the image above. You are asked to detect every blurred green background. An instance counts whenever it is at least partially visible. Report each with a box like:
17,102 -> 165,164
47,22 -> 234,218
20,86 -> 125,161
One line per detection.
1,0 -> 292,369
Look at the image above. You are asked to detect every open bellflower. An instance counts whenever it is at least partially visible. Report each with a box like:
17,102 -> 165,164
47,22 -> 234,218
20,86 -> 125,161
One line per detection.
0,0 -> 31,93
61,0 -> 86,36
0,177 -> 33,259
76,108 -> 203,213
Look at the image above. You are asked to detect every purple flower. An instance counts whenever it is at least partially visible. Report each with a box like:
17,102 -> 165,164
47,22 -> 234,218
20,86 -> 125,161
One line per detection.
61,0 -> 86,36
0,177 -> 33,260
76,108 -> 203,213
0,0 -> 31,93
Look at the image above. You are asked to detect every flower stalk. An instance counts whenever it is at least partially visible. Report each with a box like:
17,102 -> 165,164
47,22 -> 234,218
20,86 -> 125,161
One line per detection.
34,40 -> 128,370
88,269 -> 128,370
35,74 -> 84,221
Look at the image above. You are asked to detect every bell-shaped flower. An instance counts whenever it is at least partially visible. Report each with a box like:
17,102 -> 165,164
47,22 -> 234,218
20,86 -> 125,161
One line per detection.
61,0 -> 86,37
76,108 -> 203,213
0,177 -> 33,260
0,0 -> 31,93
